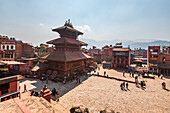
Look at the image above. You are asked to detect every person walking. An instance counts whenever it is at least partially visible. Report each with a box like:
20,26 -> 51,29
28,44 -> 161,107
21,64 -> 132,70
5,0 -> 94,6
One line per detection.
141,81 -> 144,89
126,83 -> 129,90
135,76 -> 138,86
123,82 -> 125,88
24,84 -> 27,92
162,82 -> 166,89
104,71 -> 106,76
129,71 -> 131,77
123,71 -> 125,77
56,92 -> 60,102
31,90 -> 34,96
78,77 -> 81,83
132,72 -> 134,78
18,92 -> 21,99
120,83 -> 124,91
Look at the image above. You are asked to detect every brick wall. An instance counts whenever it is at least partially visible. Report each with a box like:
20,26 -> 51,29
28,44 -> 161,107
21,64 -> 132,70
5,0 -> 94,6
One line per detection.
8,81 -> 17,93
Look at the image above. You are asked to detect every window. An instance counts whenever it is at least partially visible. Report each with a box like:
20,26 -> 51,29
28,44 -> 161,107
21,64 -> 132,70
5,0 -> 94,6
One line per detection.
3,45 -> 5,49
0,83 -> 9,95
11,45 -> 13,50
7,45 -> 9,50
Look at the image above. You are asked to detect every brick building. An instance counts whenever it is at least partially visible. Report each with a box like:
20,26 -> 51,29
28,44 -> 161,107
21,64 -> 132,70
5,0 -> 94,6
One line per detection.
147,46 -> 170,75
0,35 -> 35,61
89,46 -> 102,63
112,44 -> 130,69
102,45 -> 113,62
0,61 -> 24,102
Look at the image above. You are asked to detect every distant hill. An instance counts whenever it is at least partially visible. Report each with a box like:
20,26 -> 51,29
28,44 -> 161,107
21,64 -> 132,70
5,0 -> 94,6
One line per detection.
80,39 -> 170,49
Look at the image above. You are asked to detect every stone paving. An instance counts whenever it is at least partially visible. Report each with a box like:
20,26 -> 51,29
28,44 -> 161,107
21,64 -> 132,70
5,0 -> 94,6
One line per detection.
19,66 -> 170,113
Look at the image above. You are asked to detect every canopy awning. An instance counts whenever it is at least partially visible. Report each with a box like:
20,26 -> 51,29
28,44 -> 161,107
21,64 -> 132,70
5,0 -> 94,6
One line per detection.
32,66 -> 40,71
0,61 -> 25,65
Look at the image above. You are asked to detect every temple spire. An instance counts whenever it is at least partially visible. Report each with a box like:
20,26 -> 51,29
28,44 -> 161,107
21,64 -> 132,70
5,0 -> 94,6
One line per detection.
64,19 -> 73,28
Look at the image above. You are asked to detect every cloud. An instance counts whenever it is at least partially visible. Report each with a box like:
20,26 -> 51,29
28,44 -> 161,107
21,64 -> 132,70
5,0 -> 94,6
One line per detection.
75,25 -> 91,32
39,23 -> 44,27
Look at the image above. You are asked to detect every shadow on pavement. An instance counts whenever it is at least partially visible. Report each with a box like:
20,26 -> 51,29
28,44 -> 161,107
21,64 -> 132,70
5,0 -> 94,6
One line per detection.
20,75 -> 92,99
95,74 -> 136,84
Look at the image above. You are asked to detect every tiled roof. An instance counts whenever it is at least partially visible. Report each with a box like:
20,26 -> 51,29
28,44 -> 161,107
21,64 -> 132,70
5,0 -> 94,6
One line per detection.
0,38 -> 16,42
46,51 -> 90,62
112,48 -> 129,51
52,26 -> 83,35
46,37 -> 87,46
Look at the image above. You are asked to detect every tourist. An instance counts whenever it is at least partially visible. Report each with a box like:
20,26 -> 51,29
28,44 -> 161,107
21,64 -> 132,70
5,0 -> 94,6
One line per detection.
141,81 -> 144,89
78,77 -> 81,83
162,82 -> 166,89
129,71 -> 131,77
123,82 -> 125,88
52,88 -> 57,96
138,72 -> 140,77
142,71 -> 145,77
63,78 -> 66,84
120,83 -> 124,91
132,72 -> 134,78
24,84 -> 27,92
41,76 -> 44,82
31,89 -> 35,96
104,71 -> 106,76
18,92 -> 21,99
126,83 -> 129,90
135,76 -> 138,86
56,92 -> 60,102
123,71 -> 125,77
160,74 -> 164,79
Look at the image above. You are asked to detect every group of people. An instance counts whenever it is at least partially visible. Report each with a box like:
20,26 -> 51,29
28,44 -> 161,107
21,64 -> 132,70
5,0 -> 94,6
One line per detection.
120,82 -> 129,91
52,88 -> 60,102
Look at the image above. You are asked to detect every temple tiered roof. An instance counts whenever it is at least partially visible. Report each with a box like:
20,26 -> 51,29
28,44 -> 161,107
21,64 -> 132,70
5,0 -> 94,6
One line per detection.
52,19 -> 83,38
47,37 -> 87,46
46,51 -> 91,62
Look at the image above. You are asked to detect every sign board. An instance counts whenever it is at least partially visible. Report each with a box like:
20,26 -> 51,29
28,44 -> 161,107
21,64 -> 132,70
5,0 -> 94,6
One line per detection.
151,58 -> 157,60
116,42 -> 122,45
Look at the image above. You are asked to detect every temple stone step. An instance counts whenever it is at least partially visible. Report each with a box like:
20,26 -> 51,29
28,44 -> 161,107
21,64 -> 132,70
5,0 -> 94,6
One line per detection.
20,92 -> 69,113
21,97 -> 51,113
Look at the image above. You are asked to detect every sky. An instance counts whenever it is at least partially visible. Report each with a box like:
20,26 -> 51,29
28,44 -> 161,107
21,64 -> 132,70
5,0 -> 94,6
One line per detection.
0,0 -> 170,46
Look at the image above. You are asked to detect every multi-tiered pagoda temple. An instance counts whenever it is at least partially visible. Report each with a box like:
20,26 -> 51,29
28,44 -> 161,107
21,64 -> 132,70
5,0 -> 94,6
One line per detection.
46,20 -> 91,80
